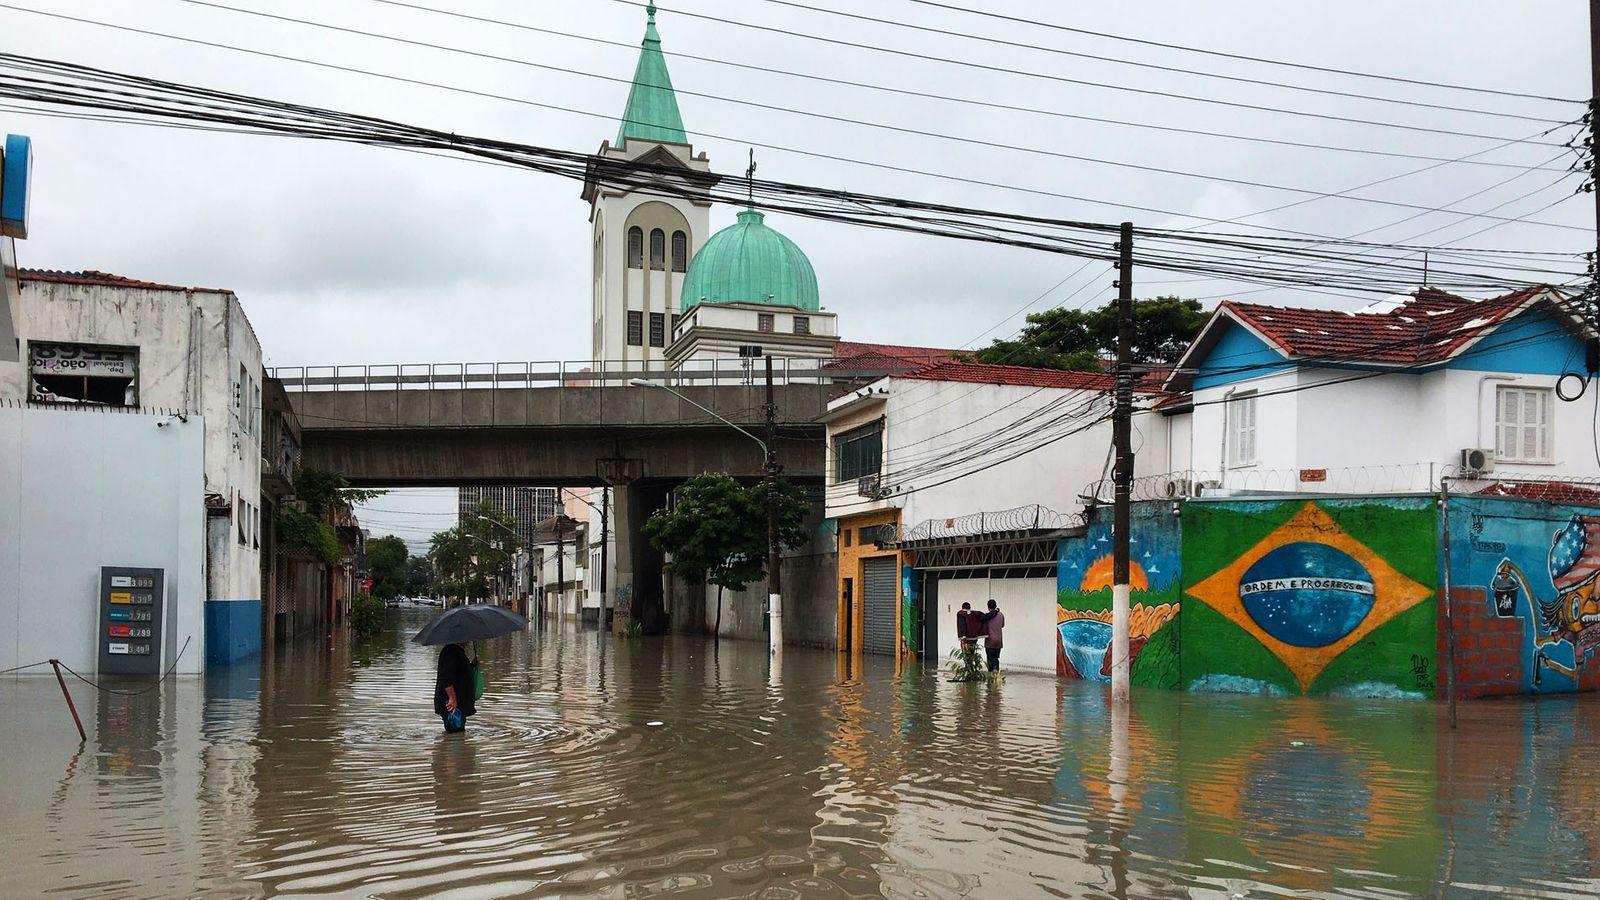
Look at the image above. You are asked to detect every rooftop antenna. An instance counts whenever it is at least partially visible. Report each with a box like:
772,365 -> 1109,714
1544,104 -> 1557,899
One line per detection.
746,147 -> 757,209
1423,250 -> 1430,286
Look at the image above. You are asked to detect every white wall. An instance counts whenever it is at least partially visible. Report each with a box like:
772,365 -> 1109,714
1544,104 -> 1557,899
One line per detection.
935,577 -> 1057,675
826,377 -> 1172,529
0,406 -> 206,674
1185,366 -> 1600,493
2,279 -> 263,606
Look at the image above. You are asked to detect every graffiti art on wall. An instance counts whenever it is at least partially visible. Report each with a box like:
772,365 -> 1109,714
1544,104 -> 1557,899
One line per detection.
1456,500 -> 1600,694
1056,505 -> 1181,688
1182,500 -> 1437,697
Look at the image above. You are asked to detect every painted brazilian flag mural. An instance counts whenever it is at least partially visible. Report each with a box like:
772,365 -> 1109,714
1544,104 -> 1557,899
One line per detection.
1181,499 -> 1437,697
1057,504 -> 1182,688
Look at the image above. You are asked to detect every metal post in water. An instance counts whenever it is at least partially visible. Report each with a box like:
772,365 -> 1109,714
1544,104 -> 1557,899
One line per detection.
1439,477 -> 1459,729
49,660 -> 87,743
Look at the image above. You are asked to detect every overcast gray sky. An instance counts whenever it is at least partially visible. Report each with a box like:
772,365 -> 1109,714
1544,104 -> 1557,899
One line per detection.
3,0 -> 1590,545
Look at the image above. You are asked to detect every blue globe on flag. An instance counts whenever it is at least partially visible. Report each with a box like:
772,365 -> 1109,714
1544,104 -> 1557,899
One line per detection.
1238,542 -> 1376,647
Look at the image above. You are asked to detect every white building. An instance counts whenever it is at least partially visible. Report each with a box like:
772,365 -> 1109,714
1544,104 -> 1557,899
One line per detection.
1167,285 -> 1599,492
821,360 -> 1170,668
0,269 -> 266,669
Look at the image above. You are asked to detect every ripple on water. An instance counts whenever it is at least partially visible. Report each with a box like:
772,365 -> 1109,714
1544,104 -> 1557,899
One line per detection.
3,615 -> 1600,898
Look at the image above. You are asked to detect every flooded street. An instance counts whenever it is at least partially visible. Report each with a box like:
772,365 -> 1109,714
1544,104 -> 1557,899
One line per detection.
3,609 -> 1599,898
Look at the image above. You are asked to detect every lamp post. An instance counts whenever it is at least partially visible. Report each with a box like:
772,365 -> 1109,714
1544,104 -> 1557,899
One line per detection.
630,374 -> 784,657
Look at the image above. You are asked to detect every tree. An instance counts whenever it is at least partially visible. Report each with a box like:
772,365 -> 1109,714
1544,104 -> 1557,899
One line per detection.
405,556 -> 434,598
366,535 -> 410,601
427,500 -> 521,602
970,295 -> 1206,371
276,467 -> 384,565
643,473 -> 810,637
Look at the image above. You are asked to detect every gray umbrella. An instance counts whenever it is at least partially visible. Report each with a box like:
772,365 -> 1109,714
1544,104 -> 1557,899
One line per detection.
411,604 -> 529,645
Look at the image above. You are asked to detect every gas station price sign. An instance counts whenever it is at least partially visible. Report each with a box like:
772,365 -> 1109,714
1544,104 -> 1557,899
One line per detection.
98,567 -> 164,675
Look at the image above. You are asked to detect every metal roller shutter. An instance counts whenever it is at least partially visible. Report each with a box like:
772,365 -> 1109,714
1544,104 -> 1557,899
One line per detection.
862,556 -> 898,655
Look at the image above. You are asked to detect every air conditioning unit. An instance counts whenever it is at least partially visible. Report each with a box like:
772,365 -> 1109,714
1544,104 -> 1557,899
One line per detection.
1194,479 -> 1223,496
1162,478 -> 1193,499
1460,448 -> 1496,475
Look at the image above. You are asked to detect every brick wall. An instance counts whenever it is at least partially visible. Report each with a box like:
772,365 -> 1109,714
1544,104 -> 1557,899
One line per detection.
1438,586 -> 1524,699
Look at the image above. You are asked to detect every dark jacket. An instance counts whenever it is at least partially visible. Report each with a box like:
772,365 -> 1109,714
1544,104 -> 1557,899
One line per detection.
433,644 -> 476,717
974,609 -> 1005,648
955,609 -> 973,640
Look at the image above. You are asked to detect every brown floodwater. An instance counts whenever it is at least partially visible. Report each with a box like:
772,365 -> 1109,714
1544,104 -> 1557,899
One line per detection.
3,608 -> 1600,898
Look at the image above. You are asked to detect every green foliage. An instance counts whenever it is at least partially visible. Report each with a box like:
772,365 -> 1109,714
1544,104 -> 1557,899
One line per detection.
406,556 -> 434,597
946,644 -> 987,682
366,535 -> 411,600
642,474 -> 810,593
350,592 -> 386,639
278,507 -> 339,565
620,617 -> 645,640
970,295 -> 1206,371
292,467 -> 384,517
427,500 -> 523,601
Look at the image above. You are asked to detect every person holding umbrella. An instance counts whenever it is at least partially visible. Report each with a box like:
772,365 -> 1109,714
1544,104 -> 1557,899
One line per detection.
414,604 -> 528,733
434,642 -> 477,732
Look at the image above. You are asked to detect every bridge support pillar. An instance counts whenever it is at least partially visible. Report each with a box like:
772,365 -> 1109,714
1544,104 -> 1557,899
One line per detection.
613,481 -> 671,634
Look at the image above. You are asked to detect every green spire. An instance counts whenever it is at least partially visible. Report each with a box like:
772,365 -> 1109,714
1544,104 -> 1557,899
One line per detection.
615,3 -> 688,146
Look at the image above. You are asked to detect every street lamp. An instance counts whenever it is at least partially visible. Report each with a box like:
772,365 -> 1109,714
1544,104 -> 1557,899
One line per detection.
630,370 -> 785,659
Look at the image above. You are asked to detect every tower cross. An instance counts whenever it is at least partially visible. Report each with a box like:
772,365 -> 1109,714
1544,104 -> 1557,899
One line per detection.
746,148 -> 757,208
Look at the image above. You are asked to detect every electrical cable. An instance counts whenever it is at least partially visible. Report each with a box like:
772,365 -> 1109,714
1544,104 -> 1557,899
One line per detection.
733,0 -> 1569,122
14,1 -> 1583,230
598,0 -> 1571,140
893,0 -> 1580,104
356,0 -> 1574,172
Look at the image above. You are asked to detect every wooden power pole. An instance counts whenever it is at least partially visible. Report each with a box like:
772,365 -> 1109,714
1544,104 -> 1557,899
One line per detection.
1111,221 -> 1134,702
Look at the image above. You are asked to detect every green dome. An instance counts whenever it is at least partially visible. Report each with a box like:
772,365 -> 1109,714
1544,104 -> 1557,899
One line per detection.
680,208 -> 820,312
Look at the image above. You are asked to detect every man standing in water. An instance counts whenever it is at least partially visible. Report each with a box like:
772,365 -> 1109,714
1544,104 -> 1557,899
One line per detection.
973,599 -> 1005,672
434,642 -> 476,732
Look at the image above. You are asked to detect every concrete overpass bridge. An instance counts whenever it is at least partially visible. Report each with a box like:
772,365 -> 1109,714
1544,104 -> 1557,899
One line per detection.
272,359 -> 876,633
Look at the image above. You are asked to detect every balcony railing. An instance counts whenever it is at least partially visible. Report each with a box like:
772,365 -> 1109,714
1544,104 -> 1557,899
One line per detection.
267,358 -> 886,392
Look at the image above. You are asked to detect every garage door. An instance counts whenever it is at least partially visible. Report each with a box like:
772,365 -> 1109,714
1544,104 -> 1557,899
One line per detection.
862,556 -> 898,655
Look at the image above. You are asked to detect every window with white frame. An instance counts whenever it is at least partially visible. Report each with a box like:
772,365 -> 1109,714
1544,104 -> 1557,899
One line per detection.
1496,385 -> 1552,463
1228,391 -> 1258,467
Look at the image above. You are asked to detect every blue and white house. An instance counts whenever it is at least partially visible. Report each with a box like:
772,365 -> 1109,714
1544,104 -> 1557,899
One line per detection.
1161,286 -> 1600,493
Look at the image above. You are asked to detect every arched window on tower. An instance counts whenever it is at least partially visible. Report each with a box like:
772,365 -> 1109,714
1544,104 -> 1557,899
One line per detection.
671,231 -> 688,273
627,227 -> 644,269
649,229 -> 666,270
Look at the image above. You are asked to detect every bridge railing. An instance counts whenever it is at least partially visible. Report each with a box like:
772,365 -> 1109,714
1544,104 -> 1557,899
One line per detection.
267,359 -> 887,392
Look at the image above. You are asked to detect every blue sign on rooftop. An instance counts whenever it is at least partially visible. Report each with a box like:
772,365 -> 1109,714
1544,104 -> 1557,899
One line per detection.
1,133 -> 33,239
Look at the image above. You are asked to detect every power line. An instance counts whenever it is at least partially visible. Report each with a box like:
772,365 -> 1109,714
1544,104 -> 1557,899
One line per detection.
0,52 -> 1572,301
89,1 -> 1583,227
5,4 -> 1585,256
732,0 -> 1568,122
596,0 -> 1572,143
895,0 -> 1580,104
358,0 -> 1571,172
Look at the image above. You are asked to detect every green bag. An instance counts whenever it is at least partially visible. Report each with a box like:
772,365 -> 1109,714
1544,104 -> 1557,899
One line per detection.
472,661 -> 485,701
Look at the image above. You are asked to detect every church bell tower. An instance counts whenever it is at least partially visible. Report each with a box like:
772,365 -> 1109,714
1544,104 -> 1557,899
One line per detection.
582,4 -> 717,365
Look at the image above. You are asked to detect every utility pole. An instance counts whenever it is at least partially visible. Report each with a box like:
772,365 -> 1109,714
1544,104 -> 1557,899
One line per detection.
599,486 -> 610,632
555,488 -> 566,622
1590,0 -> 1600,323
765,354 -> 783,658
1111,221 -> 1134,703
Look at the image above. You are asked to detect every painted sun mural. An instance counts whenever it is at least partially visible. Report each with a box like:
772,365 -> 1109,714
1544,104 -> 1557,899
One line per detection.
1057,505 -> 1182,688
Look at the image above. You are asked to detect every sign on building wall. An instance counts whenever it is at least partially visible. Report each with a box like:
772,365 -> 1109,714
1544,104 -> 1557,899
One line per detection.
28,341 -> 139,406
98,567 -> 165,676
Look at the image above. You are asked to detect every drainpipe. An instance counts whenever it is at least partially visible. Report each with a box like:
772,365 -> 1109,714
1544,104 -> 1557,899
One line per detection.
1439,476 -> 1458,729
1475,375 -> 1516,455
1219,387 -> 1236,487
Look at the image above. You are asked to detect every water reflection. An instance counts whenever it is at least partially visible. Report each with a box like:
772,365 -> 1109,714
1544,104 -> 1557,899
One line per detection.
1,611 -> 1598,897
